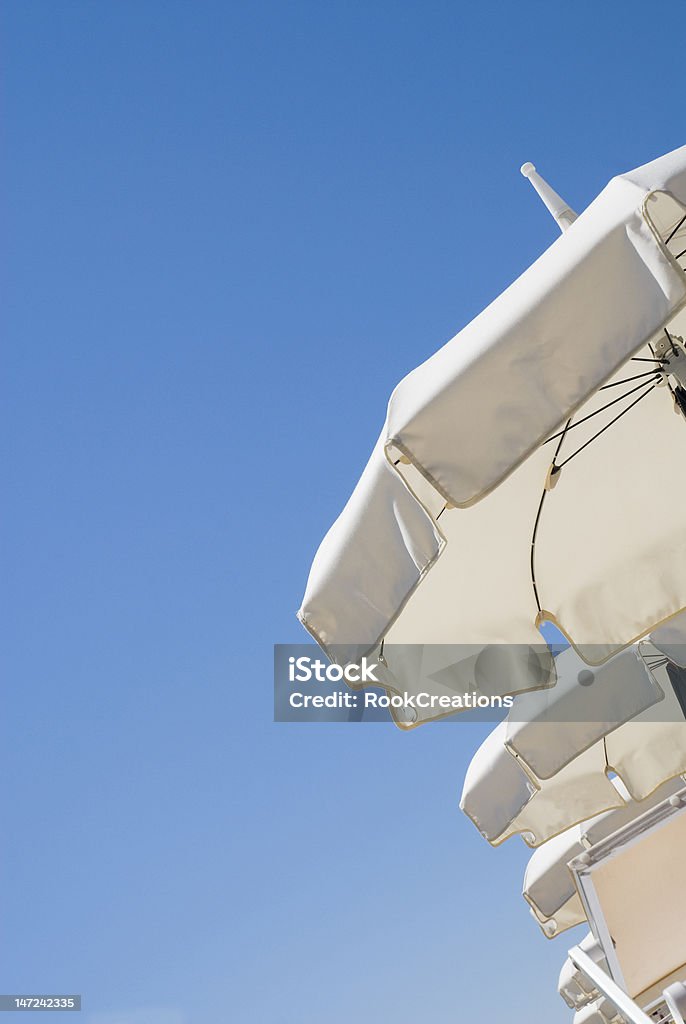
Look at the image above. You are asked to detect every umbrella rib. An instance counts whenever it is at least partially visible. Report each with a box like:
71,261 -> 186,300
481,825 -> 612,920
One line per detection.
644,657 -> 669,669
664,328 -> 680,357
554,384 -> 656,470
544,377 -> 661,444
665,212 -> 686,244
599,369 -> 662,390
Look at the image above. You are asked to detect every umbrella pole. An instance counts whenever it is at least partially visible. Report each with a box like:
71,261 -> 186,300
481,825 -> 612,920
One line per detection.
520,162 -> 577,232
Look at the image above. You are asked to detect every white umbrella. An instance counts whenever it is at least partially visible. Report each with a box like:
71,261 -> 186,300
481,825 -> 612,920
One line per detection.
297,146 -> 686,1012
299,146 -> 686,716
461,648 -> 686,846
523,777 -> 685,938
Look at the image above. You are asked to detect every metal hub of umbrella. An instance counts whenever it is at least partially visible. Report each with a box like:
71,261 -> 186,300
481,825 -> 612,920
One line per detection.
298,146 -> 686,1024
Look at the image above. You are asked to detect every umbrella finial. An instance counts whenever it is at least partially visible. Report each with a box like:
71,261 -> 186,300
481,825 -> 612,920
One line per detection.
520,162 -> 578,232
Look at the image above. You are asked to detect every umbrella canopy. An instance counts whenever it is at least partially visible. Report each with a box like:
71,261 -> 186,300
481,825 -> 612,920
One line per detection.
461,647 -> 686,846
460,721 -> 627,847
299,146 -> 686,703
523,777 -> 685,938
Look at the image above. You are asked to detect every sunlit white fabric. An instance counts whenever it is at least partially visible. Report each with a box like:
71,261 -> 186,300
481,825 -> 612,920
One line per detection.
459,721 -> 536,842
461,724 -> 625,847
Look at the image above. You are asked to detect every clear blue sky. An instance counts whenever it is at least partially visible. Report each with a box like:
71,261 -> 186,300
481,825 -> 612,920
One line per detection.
1,2 -> 682,1022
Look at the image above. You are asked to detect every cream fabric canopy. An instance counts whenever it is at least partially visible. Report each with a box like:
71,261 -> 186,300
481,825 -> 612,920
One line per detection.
460,719 -> 627,848
460,649 -> 686,847
299,146 -> 686,691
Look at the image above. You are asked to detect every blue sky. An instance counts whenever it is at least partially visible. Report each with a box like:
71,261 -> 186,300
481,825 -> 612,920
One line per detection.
2,2 -> 683,1022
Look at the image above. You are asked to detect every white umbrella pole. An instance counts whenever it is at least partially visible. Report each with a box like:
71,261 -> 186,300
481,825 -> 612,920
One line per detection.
520,162 -> 578,232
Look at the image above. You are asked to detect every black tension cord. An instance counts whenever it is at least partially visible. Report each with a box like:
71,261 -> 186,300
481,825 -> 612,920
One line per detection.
531,372 -> 659,613
530,491 -> 547,615
530,418 -> 572,613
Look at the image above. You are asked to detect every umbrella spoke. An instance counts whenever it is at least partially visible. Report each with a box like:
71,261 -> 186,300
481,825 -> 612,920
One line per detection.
544,377 -> 661,445
531,380 -> 657,614
665,212 -> 686,244
599,369 -> 663,390
643,657 -> 669,669
554,384 -> 657,470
